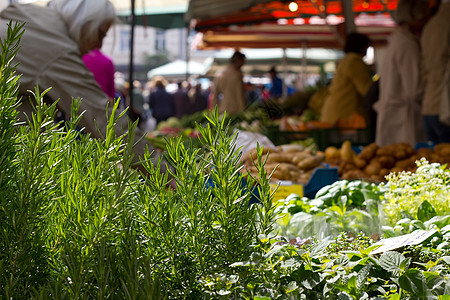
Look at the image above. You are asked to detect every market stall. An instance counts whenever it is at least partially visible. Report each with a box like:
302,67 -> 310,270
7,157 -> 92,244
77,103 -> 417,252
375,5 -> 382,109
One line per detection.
188,0 -> 398,47
202,47 -> 344,77
2,20 -> 450,299
147,59 -> 206,81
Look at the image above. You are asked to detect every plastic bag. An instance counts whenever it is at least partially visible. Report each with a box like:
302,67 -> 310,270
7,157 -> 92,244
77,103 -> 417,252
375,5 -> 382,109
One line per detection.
233,129 -> 275,156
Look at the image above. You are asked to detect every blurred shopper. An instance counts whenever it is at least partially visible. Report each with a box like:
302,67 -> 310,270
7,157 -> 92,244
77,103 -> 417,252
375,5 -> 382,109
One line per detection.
189,82 -> 208,113
245,82 -> 261,106
114,76 -> 128,110
374,0 -> 430,146
130,80 -> 150,128
148,76 -> 175,124
82,48 -> 115,102
269,66 -> 283,99
260,85 -> 270,102
320,33 -> 373,124
212,51 -> 247,114
173,81 -> 191,118
420,0 -> 450,143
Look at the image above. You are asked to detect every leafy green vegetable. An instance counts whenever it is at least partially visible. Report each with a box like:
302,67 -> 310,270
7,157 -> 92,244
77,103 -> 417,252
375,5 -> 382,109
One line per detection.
417,200 -> 437,222
382,158 -> 450,226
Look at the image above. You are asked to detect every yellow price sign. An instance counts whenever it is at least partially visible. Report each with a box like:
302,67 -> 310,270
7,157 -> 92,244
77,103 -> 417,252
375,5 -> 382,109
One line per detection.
270,181 -> 303,202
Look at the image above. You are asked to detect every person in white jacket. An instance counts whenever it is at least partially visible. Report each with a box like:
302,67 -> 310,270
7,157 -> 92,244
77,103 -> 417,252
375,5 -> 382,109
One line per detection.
374,0 -> 430,147
420,0 -> 450,143
0,0 -> 160,170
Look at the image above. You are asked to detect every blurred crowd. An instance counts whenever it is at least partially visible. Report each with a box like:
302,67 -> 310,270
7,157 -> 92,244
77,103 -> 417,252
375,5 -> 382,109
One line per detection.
108,68 -> 298,131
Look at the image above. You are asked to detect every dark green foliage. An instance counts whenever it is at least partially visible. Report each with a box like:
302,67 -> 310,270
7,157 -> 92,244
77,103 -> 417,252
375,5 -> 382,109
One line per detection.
0,22 -> 276,299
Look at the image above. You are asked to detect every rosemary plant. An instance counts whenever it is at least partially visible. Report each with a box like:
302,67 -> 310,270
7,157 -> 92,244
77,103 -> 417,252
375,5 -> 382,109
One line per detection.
0,21 -> 276,299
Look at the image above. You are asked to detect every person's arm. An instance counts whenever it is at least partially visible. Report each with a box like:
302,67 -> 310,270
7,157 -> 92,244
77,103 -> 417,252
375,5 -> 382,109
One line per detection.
41,52 -> 119,138
40,52 -> 161,169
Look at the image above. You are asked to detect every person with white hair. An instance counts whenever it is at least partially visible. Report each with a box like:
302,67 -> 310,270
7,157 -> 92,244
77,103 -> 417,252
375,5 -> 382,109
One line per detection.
0,0 -> 115,133
0,0 -> 159,169
374,0 -> 431,146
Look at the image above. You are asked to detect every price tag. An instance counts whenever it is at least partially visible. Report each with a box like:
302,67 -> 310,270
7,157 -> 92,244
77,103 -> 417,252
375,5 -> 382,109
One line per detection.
270,181 -> 304,201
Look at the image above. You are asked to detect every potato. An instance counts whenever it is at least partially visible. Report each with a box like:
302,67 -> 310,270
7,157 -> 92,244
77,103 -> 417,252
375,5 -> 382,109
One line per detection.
394,158 -> 413,170
272,169 -> 284,180
416,149 -> 433,160
435,143 -> 450,157
430,153 -> 443,163
298,168 -> 316,184
389,167 -> 404,174
266,153 -> 290,164
292,152 -> 312,165
339,161 -> 356,175
289,170 -> 302,182
394,143 -> 415,159
340,140 -> 355,162
354,157 -> 367,169
263,163 -> 279,174
241,147 -> 278,163
379,168 -> 390,179
280,151 -> 306,161
402,143 -> 415,157
364,161 -> 382,176
434,143 -> 450,153
378,155 -> 396,169
325,146 -> 340,161
297,154 -> 325,171
245,166 -> 258,174
376,145 -> 394,157
277,163 -> 301,180
393,148 -> 408,160
342,169 -> 367,180
359,143 -> 378,161
369,174 -> 384,182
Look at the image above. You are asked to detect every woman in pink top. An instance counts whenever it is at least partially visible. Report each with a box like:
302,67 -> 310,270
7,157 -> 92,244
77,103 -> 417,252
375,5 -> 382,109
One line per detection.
82,48 -> 116,100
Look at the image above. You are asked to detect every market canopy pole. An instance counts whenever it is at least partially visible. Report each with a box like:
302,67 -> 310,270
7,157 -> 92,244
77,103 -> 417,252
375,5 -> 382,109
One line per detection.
341,0 -> 357,34
128,0 -> 136,117
282,48 -> 288,98
301,40 -> 308,88
186,27 -> 190,81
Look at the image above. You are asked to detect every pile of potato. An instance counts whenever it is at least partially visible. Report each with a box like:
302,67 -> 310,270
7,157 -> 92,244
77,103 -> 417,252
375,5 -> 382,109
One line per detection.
240,144 -> 325,184
325,141 -> 450,181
